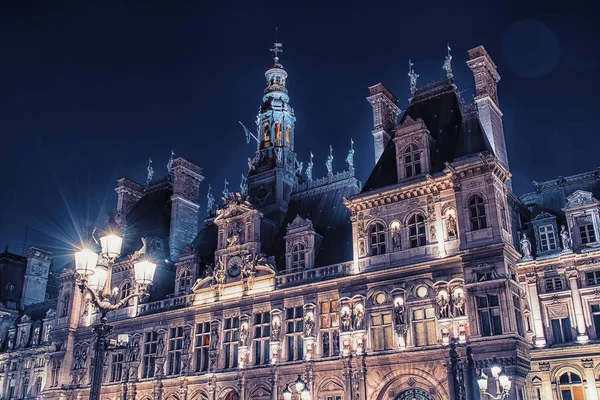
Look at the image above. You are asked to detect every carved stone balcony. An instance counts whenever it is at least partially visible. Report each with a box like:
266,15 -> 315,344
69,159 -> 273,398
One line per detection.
137,293 -> 195,316
275,262 -> 353,288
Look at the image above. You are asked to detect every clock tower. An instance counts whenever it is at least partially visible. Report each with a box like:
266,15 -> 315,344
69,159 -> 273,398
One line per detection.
247,42 -> 299,227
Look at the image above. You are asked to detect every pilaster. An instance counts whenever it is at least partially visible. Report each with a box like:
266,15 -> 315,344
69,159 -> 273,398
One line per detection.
566,267 -> 589,342
525,274 -> 547,347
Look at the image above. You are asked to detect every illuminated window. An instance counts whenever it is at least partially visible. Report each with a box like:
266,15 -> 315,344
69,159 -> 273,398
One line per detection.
263,123 -> 270,142
369,223 -> 386,255
468,196 -> 487,231
195,322 -> 210,372
404,144 -> 421,177
408,214 -> 426,248
274,123 -> 282,140
291,243 -> 306,270
285,125 -> 291,147
320,300 -> 340,357
559,372 -> 583,400
412,307 -> 436,346
253,312 -> 270,365
371,312 -> 394,350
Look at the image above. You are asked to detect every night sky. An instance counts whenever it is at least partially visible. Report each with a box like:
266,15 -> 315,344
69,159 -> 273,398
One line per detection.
0,0 -> 598,267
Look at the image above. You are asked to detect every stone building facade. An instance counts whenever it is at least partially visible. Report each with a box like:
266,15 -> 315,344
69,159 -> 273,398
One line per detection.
2,43 -> 599,400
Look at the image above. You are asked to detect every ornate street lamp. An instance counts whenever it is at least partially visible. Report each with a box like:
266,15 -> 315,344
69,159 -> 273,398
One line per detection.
74,216 -> 156,400
477,365 -> 511,400
282,384 -> 292,400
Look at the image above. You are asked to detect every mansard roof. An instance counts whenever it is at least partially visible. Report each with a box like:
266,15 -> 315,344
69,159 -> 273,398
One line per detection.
191,221 -> 218,266
122,188 -> 173,256
521,169 -> 600,219
361,79 -> 492,193
270,183 -> 358,270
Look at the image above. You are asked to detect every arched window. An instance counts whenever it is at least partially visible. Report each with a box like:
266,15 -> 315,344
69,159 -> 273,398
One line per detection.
274,123 -> 282,140
291,243 -> 306,270
285,125 -> 291,147
558,371 -> 584,399
178,270 -> 193,294
120,281 -> 132,305
263,123 -> 270,142
60,293 -> 71,318
468,196 -> 487,231
404,144 -> 421,178
369,223 -> 386,255
408,214 -> 426,248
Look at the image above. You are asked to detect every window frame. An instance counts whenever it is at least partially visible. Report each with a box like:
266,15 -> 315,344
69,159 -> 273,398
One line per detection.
285,306 -> 304,361
476,294 -> 502,337
291,243 -> 307,270
468,195 -> 487,231
253,312 -> 271,365
403,144 -> 422,178
167,326 -> 184,376
371,312 -> 394,350
320,300 -> 340,358
408,214 -> 426,248
194,322 -> 211,373
411,307 -> 437,347
369,222 -> 386,256
223,317 -> 240,369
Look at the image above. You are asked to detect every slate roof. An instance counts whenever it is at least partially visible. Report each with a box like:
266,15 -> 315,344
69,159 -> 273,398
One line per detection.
122,188 -> 172,255
191,221 -> 218,266
269,183 -> 359,271
361,79 -> 492,193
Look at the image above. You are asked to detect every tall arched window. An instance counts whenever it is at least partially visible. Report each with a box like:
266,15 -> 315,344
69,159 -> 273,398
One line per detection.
178,270 -> 193,294
468,196 -> 487,231
60,293 -> 71,318
404,144 -> 422,178
120,281 -> 132,305
291,243 -> 306,270
274,123 -> 282,140
558,371 -> 584,399
408,214 -> 426,248
263,123 -> 270,142
369,223 -> 386,255
285,125 -> 291,147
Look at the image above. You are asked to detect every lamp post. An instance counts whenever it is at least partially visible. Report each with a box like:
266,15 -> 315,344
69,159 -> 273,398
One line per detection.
74,218 -> 156,400
477,362 -> 512,400
282,375 -> 310,400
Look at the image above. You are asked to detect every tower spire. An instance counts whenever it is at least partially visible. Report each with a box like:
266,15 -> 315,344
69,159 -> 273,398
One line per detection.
270,28 -> 283,64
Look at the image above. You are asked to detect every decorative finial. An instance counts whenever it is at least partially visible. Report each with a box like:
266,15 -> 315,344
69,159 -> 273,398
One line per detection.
346,138 -> 355,170
326,145 -> 334,175
167,150 -> 175,173
222,179 -> 230,199
206,184 -> 215,216
146,157 -> 154,185
270,28 -> 283,63
408,59 -> 419,96
240,174 -> 248,197
306,151 -> 314,181
443,44 -> 453,78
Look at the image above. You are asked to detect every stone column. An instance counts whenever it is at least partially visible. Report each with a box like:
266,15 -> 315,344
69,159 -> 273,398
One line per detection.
566,268 -> 589,342
582,359 -> 599,400
343,359 -> 353,400
269,366 -> 279,400
525,274 -> 547,347
238,373 -> 246,400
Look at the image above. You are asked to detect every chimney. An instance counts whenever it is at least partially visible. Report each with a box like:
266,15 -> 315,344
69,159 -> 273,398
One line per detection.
367,83 -> 401,165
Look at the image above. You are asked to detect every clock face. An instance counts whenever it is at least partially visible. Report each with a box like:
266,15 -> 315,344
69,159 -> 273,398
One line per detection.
227,256 -> 243,278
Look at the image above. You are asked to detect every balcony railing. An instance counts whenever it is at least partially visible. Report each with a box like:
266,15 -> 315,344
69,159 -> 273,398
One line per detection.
137,293 -> 195,316
275,262 -> 353,287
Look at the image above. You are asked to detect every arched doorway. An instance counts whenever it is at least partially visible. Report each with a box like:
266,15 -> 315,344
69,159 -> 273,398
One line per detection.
395,389 -> 435,400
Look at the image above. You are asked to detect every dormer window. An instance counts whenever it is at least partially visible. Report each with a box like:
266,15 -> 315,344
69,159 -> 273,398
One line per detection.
178,269 -> 193,295
404,144 -> 421,177
468,196 -> 487,231
563,190 -> 600,249
578,218 -> 596,244
538,225 -> 557,252
291,243 -> 307,270
369,222 -> 386,255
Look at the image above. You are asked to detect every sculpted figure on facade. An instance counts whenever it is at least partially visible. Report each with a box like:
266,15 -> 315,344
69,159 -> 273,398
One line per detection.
206,184 -> 215,216
146,157 -> 154,184
156,337 -> 165,357
446,213 -> 457,238
183,331 -> 191,354
561,225 -> 572,251
166,149 -> 175,174
239,322 -> 249,347
393,297 -> 405,325
452,288 -> 466,317
304,312 -> 315,338
306,151 -> 314,181
346,138 -> 354,170
437,291 -> 450,319
240,174 -> 248,197
295,160 -> 303,176
271,315 -> 281,341
326,145 -> 333,175
340,306 -> 351,332
353,304 -> 365,330
209,326 -> 219,351
520,232 -> 533,259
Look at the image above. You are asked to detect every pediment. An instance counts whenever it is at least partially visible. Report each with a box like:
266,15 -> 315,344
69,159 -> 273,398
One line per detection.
564,190 -> 599,209
287,215 -> 314,232
533,211 -> 556,221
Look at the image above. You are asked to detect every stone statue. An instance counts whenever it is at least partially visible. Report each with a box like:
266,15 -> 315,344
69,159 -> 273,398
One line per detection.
146,158 -> 154,185
44,324 -> 52,343
166,150 -> 175,173
183,332 -> 191,354
393,299 -> 405,325
392,230 -> 401,249
240,174 -> 248,197
453,290 -> 465,317
209,326 -> 219,350
295,160 -> 303,175
213,260 -> 226,284
520,232 -> 532,259
132,341 -> 140,362
156,337 -> 165,357
222,179 -> 229,199
437,292 -> 450,319
306,152 -> 314,181
446,214 -> 457,237
340,307 -> 351,332
561,225 -> 572,251
326,145 -> 334,175
345,138 -> 354,170
442,44 -> 453,78
206,184 -> 215,215
353,305 -> 365,330
271,317 -> 281,341
304,313 -> 315,337
408,59 -> 419,95
275,147 -> 282,164
248,152 -> 259,171
239,323 -> 249,347
19,331 -> 27,348
33,327 -> 40,345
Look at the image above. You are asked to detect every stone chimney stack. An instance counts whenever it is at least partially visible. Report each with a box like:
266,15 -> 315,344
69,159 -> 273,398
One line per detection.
169,157 -> 204,261
21,248 -> 53,308
367,83 -> 401,165
466,46 -> 510,187
114,178 -> 144,225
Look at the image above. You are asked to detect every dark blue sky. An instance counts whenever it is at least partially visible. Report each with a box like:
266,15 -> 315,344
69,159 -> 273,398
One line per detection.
0,0 -> 598,266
